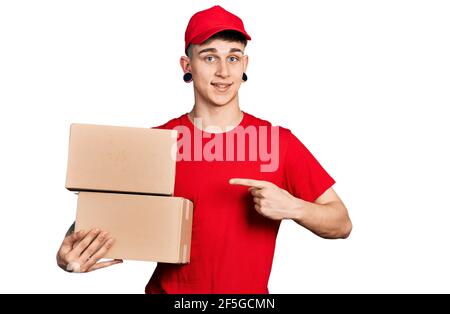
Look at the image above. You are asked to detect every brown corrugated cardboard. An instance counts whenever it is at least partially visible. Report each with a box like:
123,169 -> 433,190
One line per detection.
66,123 -> 177,195
75,191 -> 193,264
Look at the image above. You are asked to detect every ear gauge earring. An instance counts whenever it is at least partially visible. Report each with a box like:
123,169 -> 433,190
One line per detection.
183,72 -> 193,83
242,73 -> 248,82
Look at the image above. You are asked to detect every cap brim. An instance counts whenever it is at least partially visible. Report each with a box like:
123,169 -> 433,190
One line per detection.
186,25 -> 251,52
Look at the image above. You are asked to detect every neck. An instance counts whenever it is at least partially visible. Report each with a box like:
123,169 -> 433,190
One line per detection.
188,97 -> 243,133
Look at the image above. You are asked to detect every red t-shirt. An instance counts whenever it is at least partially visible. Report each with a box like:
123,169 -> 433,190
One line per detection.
145,111 -> 335,294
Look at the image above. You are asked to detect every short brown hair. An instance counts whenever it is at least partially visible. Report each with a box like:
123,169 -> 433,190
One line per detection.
186,30 -> 248,57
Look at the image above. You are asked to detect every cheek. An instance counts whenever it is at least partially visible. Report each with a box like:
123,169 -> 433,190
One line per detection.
232,68 -> 245,80
193,69 -> 213,84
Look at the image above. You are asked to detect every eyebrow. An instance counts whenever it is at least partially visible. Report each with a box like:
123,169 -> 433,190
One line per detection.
198,48 -> 244,55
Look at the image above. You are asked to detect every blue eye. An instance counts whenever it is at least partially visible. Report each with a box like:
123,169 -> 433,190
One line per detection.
205,56 -> 215,62
229,56 -> 239,62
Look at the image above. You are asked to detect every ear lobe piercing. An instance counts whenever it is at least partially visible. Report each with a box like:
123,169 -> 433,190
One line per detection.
183,72 -> 193,83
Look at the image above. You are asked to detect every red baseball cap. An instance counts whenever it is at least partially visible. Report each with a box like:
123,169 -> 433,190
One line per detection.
184,5 -> 251,54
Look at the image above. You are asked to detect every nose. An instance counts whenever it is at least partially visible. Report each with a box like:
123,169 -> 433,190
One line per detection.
215,59 -> 230,78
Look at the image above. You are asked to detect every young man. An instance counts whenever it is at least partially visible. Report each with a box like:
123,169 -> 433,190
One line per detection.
57,5 -> 352,294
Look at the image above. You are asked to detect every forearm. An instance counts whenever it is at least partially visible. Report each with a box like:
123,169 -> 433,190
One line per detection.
290,199 -> 352,239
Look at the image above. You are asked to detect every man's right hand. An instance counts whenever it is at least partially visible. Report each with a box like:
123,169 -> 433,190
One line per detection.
56,228 -> 123,273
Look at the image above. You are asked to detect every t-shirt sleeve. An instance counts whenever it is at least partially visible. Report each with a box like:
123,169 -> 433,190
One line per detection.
283,131 -> 336,202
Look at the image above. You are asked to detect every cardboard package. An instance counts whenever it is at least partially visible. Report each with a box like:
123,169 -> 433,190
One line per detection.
75,191 -> 193,264
66,123 -> 177,195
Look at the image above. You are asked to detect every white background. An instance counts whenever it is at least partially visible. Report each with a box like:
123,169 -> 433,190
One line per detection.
0,0 -> 449,293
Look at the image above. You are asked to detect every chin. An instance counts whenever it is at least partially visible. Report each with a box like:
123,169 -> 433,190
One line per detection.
210,99 -> 231,107
208,93 -> 237,107
212,100 -> 235,107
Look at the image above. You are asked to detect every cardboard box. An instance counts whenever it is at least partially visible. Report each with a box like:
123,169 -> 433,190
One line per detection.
75,191 -> 193,263
66,123 -> 177,195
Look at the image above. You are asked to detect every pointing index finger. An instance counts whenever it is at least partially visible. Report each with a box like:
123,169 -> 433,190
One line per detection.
229,178 -> 268,189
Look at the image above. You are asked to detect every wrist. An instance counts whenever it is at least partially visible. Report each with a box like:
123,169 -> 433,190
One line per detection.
287,197 -> 306,221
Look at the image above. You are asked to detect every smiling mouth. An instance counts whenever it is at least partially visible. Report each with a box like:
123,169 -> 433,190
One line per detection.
211,83 -> 233,92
